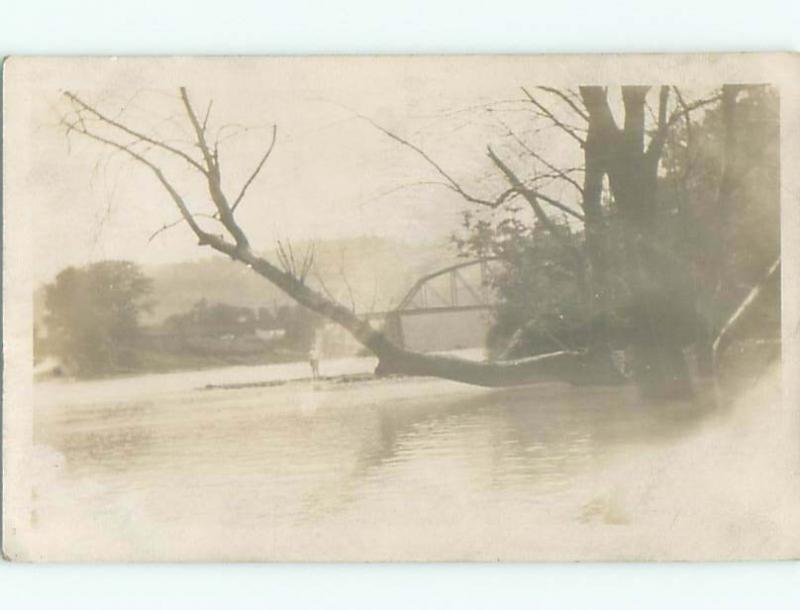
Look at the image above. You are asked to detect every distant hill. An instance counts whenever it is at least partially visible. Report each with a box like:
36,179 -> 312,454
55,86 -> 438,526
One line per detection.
144,236 -> 456,323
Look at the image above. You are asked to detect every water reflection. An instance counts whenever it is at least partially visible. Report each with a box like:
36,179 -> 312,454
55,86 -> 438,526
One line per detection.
33,368 -> 724,539
354,381 -> 719,482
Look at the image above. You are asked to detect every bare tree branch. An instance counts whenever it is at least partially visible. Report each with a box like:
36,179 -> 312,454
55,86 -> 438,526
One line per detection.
179,87 -> 250,249
536,86 -> 590,122
312,268 -> 342,307
360,114 -> 513,208
364,114 -> 583,221
646,85 -> 722,161
276,239 -> 315,284
666,91 -> 723,128
521,86 -> 586,146
339,257 -> 358,313
201,100 -> 213,132
486,146 -> 560,235
61,110 -> 210,245
231,124 -> 278,213
64,92 -> 207,174
486,146 -> 585,275
147,213 -> 221,243
494,116 -> 586,199
357,180 -> 468,207
180,88 -> 217,170
535,192 -> 586,221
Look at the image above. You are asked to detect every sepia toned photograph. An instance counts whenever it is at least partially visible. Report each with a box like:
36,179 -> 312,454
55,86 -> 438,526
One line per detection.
3,54 -> 799,561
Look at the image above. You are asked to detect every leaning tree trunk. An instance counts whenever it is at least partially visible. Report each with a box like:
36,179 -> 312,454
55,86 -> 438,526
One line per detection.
214,236 -> 618,387
712,257 -> 781,372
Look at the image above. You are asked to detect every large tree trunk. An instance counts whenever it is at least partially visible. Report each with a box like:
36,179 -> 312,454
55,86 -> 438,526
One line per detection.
582,86 -> 695,399
580,87 -> 616,358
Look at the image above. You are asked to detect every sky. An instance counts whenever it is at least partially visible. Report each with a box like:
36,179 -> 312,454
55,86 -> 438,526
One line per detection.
5,56 -> 728,285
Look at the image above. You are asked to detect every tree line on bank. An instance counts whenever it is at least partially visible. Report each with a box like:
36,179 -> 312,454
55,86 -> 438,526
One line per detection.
35,261 -> 323,377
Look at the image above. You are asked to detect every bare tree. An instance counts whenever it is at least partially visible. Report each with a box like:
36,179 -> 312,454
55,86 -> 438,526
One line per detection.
62,87 -> 609,388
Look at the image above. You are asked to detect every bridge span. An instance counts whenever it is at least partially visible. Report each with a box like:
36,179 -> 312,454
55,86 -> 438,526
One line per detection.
323,258 -> 502,355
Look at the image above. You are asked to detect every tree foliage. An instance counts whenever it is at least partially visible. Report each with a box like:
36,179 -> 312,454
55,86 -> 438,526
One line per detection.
660,85 -> 780,329
42,261 -> 153,375
454,85 -> 779,391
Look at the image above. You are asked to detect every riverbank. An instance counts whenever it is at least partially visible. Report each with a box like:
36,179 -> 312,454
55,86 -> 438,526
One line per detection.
33,348 -> 311,383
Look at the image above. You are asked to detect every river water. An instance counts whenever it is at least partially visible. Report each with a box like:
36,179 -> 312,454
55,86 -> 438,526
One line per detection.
24,356 -> 800,561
